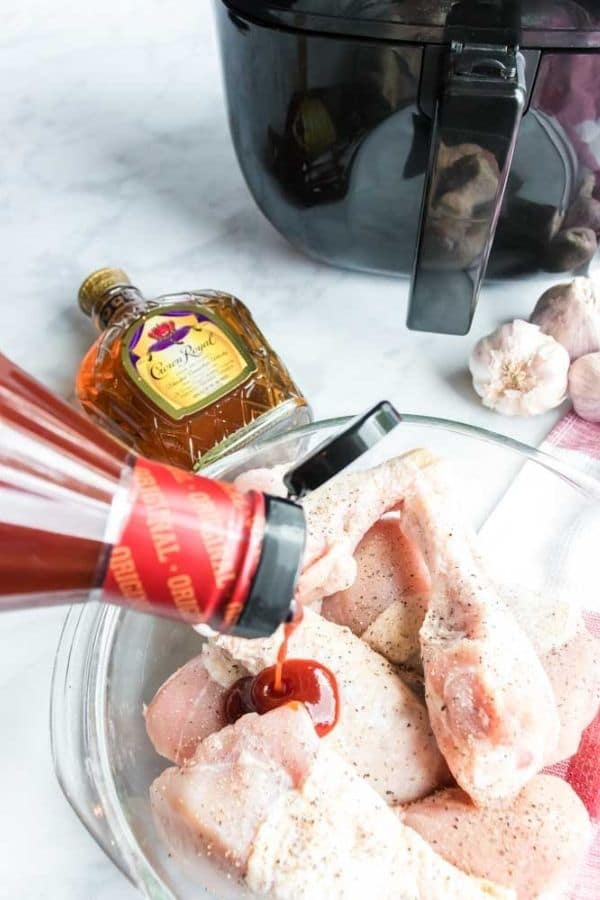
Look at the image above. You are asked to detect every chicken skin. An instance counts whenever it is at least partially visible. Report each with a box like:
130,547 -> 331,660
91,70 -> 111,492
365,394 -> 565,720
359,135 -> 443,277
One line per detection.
401,775 -> 591,899
146,449 -> 592,900
213,607 -> 450,804
151,705 -> 513,900
297,450 -> 438,605
321,515 -> 431,665
144,644 -> 245,764
151,608 -> 449,804
402,466 -> 560,805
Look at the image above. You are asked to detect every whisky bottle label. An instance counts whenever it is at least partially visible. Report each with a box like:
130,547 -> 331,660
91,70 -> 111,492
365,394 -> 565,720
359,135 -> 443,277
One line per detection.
121,305 -> 256,420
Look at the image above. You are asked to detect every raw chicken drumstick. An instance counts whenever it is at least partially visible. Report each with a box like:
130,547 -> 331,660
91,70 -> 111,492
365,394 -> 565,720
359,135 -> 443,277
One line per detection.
144,645 -> 245,765
321,514 -> 432,665
246,453 -> 580,670
401,465 -> 560,806
295,449 -> 439,605
317,457 -> 598,765
235,452 -> 439,618
401,775 -> 591,900
232,451 -> 438,610
151,704 -> 513,900
320,511 -> 580,669
318,502 -> 598,766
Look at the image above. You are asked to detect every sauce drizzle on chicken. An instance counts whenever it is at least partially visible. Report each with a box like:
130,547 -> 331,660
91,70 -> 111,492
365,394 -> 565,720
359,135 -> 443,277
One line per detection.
224,657 -> 340,737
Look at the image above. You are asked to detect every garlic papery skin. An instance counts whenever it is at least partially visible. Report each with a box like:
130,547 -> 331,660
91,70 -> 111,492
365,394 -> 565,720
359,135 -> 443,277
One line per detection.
530,276 -> 600,361
568,352 -> 600,422
469,320 -> 570,416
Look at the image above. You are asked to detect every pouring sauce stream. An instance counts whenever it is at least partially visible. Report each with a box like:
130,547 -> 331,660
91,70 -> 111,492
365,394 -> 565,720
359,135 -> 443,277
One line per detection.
224,603 -> 340,736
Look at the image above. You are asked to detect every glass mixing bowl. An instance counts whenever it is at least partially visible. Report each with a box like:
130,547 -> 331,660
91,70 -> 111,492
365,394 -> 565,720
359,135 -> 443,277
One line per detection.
50,415 -> 600,900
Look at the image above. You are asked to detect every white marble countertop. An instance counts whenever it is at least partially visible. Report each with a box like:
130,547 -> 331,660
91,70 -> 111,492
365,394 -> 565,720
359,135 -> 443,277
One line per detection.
0,1 -> 583,898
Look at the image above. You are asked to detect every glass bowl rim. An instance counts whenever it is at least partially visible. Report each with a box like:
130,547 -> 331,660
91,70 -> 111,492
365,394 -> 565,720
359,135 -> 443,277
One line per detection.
202,411 -> 600,501
50,411 -> 600,898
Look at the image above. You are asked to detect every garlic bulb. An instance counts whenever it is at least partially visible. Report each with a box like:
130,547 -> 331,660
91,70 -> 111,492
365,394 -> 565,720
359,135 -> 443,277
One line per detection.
530,276 -> 600,360
469,320 -> 569,416
568,352 -> 600,422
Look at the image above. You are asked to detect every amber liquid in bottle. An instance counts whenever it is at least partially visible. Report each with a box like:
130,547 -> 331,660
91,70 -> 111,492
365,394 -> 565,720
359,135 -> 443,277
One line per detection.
76,269 -> 310,470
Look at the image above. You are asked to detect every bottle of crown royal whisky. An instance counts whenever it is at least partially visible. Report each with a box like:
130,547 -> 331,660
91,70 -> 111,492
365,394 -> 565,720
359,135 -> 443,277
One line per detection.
76,269 -> 311,470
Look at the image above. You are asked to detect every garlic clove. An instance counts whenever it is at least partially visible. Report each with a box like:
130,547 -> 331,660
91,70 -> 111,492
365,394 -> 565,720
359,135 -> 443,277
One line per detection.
530,276 -> 600,361
469,319 -> 570,416
568,352 -> 600,423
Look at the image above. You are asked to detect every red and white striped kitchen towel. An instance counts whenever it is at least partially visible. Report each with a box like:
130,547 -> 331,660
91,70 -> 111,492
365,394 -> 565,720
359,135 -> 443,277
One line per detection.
543,413 -> 599,900
485,411 -> 600,900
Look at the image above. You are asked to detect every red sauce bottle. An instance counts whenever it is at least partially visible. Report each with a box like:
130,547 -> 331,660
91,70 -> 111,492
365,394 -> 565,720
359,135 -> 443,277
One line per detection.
0,353 -> 305,637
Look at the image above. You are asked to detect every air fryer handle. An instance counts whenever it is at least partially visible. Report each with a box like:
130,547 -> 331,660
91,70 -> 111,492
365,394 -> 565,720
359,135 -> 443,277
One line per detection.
407,41 -> 526,334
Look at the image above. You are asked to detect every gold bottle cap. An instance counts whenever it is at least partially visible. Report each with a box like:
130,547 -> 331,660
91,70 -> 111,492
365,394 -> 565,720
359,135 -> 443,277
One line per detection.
78,267 -> 131,317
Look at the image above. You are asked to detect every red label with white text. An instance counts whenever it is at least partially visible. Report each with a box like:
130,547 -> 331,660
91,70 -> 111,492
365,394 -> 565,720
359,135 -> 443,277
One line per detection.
102,458 -> 265,627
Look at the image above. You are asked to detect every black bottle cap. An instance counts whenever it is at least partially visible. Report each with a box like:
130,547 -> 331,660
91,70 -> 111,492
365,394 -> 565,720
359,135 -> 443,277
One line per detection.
235,495 -> 306,638
283,401 -> 402,499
